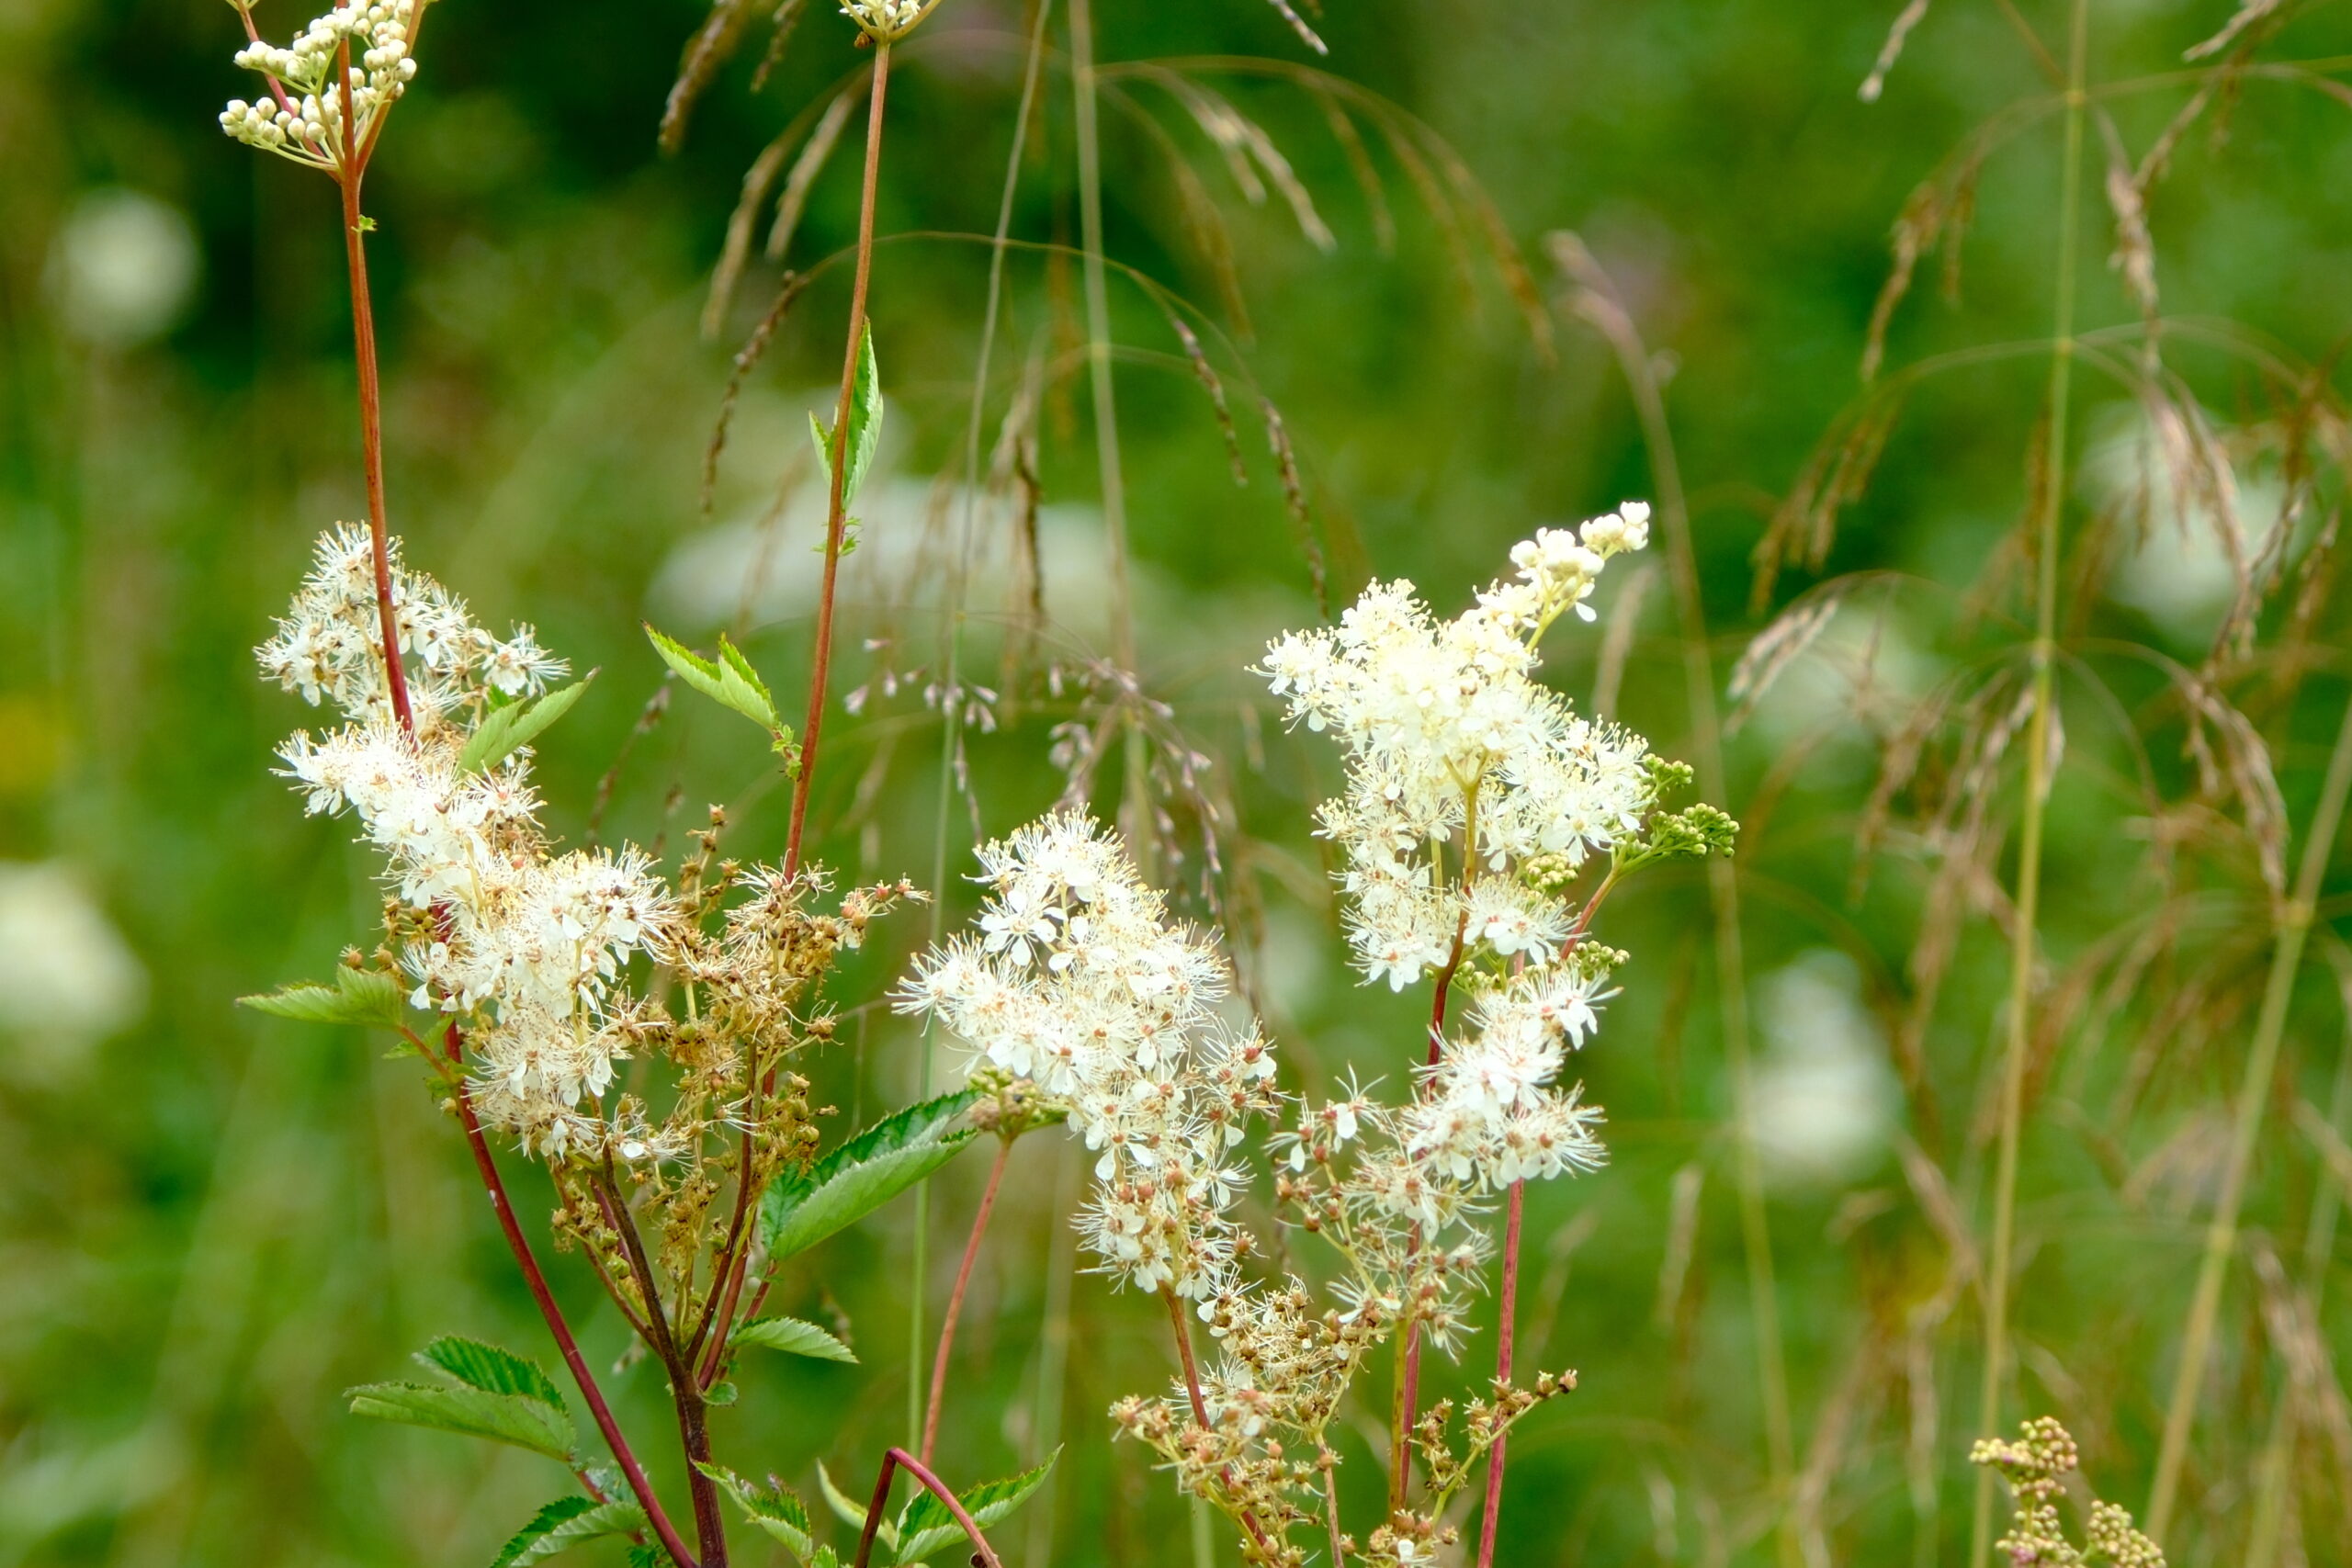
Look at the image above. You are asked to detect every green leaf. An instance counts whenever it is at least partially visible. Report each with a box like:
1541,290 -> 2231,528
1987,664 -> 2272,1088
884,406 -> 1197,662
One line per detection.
696,1461 -> 814,1560
491,1496 -> 649,1566
492,1497 -> 596,1568
891,1449 -> 1057,1566
459,676 -> 593,774
346,1381 -> 576,1461
627,1550 -> 667,1568
239,965 -> 405,1030
809,323 -> 884,508
758,1089 -> 982,1261
716,637 -> 779,733
817,1460 -> 892,1553
810,1549 -> 841,1568
645,625 -> 785,737
418,1337 -> 566,1411
731,1315 -> 857,1364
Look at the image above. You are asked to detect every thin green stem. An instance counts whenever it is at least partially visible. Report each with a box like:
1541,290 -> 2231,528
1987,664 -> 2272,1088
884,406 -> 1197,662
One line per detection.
2246,1008 -> 2352,1568
2149,699 -> 2352,1539
1069,0 -> 1152,869
910,0 -> 1054,1452
1972,5 -> 2089,1562
1563,249 -> 1794,1561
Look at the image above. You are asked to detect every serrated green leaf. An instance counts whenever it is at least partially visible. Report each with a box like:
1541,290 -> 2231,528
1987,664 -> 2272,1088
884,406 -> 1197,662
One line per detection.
492,1496 -> 648,1566
627,1549 -> 666,1568
891,1449 -> 1057,1566
239,965 -> 404,1029
809,1549 -> 840,1568
696,1461 -> 814,1559
347,1381 -> 576,1461
459,676 -> 593,774
715,637 -> 780,731
492,1497 -> 597,1568
419,1337 -> 566,1410
758,1089 -> 982,1261
731,1315 -> 857,1363
817,1460 -> 892,1552
809,324 -> 884,509
646,624 -> 784,737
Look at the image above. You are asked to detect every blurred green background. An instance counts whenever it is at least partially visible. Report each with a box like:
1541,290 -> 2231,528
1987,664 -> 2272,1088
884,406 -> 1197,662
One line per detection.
6,0 -> 2352,1564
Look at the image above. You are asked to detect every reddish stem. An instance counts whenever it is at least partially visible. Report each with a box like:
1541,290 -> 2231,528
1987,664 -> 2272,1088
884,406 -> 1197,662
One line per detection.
1162,1287 -> 1214,1431
783,41 -> 892,879
922,1137 -> 1012,1466
334,157 -> 413,733
450,1049 -> 697,1568
598,1162 -> 729,1568
1161,1290 -> 1276,1558
1475,1181 -> 1525,1568
850,1448 -> 1005,1568
1393,919 -> 1466,1511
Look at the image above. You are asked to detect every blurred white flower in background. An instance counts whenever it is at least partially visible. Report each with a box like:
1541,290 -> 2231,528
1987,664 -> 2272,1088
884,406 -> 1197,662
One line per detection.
0,862 -> 148,1079
1748,948 -> 1895,1190
2083,403 -> 2293,641
44,188 -> 201,348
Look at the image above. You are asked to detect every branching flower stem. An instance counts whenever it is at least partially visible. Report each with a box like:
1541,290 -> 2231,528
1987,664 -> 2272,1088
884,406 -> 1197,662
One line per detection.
1160,1289 -> 1276,1559
597,1158 -> 729,1567
850,1448 -> 1005,1568
784,39 -> 893,881
1972,3 -> 2088,1562
2148,696 -> 2352,1538
921,1136 -> 1013,1466
326,57 -> 695,1559
1562,239 -> 1797,1564
447,1034 -> 698,1567
708,36 -> 898,1420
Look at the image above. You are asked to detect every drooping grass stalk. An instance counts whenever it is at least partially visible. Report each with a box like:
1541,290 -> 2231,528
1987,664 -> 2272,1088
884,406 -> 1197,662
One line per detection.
328,85 -> 695,1565
1971,3 -> 2089,1562
1564,250 -> 1796,1562
921,1137 -> 1013,1466
911,0 -> 1055,1455
2148,697 -> 2352,1539
1068,0 -> 1153,874
2246,998 -> 2352,1568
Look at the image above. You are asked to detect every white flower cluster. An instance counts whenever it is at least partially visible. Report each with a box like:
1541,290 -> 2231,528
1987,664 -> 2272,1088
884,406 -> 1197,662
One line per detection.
896,812 -> 1280,1301
264,528 -> 674,1157
220,0 -> 419,167
1259,504 -> 1656,992
1398,965 -> 1611,1194
840,0 -> 928,38
258,525 -> 566,724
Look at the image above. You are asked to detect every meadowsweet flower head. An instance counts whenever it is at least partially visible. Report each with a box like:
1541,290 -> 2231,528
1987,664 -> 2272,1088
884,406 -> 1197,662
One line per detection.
258,527 -> 905,1167
1973,1417 -> 2165,1568
898,811 -> 1280,1301
1258,508 -> 1662,993
259,526 -> 567,727
221,0 -> 421,169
